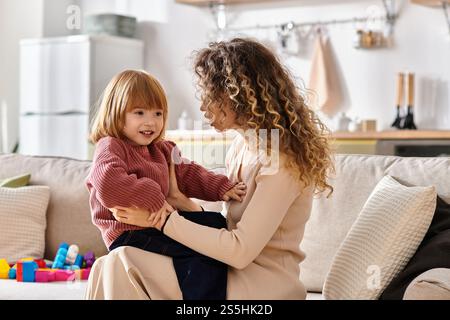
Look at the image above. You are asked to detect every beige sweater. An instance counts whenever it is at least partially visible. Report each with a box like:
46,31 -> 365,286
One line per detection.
164,134 -> 314,299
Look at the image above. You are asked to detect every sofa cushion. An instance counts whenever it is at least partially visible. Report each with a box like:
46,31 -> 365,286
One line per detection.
380,196 -> 450,299
0,173 -> 31,188
323,175 -> 436,299
403,268 -> 450,300
0,154 -> 107,260
0,279 -> 87,300
300,155 -> 450,293
0,186 -> 50,263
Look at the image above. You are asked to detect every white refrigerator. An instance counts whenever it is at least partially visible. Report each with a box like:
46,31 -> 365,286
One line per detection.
19,35 -> 144,159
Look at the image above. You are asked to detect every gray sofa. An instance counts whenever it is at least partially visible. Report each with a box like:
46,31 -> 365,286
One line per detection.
0,153 -> 449,300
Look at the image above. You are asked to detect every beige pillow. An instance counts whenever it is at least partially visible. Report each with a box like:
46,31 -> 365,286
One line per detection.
0,186 -> 50,263
403,268 -> 450,300
323,175 -> 437,300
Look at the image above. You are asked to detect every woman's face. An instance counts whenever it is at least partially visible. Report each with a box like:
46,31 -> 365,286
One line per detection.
200,98 -> 240,132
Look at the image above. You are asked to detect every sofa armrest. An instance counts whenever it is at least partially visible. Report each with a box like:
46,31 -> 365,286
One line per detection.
403,268 -> 450,300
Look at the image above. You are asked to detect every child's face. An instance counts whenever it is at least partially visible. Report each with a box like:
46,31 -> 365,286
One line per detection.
122,107 -> 164,146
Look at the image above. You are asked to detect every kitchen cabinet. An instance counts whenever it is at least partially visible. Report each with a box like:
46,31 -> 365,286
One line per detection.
166,130 -> 450,168
332,130 -> 450,156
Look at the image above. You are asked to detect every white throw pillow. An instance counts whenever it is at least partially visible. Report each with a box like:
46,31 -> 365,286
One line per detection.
0,186 -> 50,263
323,175 -> 436,300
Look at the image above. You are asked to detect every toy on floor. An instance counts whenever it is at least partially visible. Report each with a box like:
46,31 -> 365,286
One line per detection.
1,242 -> 96,283
0,259 -> 10,279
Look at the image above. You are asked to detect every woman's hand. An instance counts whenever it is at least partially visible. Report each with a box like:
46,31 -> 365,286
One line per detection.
166,160 -> 202,212
222,182 -> 247,202
167,160 -> 185,207
167,160 -> 183,200
110,200 -> 174,230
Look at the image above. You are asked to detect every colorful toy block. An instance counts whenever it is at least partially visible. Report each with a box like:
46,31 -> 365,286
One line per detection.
35,269 -> 56,282
0,259 -> 10,279
81,268 -> 91,280
74,269 -> 82,280
52,242 -> 69,269
34,259 -> 46,268
63,265 -> 80,270
54,269 -> 75,282
2,242 -> 94,283
65,244 -> 79,265
83,251 -> 95,268
17,261 -> 38,282
16,263 -> 23,282
8,267 -> 16,279
74,254 -> 83,268
20,257 -> 34,262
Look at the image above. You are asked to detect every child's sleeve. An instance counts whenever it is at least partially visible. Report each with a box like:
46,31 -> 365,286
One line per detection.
161,140 -> 235,201
88,138 -> 165,212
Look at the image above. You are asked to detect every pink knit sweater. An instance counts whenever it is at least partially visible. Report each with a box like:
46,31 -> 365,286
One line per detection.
86,136 -> 235,248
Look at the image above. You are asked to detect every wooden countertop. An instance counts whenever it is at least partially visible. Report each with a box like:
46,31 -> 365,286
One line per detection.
332,130 -> 450,140
166,130 -> 450,141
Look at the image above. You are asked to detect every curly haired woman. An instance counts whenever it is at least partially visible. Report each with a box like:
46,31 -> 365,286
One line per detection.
85,38 -> 334,300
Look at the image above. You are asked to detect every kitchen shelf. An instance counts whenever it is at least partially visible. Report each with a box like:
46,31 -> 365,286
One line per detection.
176,0 -> 367,5
410,0 -> 449,7
176,0 -> 272,5
332,130 -> 450,140
167,129 -> 450,141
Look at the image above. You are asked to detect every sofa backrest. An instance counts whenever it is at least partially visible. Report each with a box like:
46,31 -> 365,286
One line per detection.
3,153 -> 450,292
0,153 -> 107,260
300,154 -> 450,293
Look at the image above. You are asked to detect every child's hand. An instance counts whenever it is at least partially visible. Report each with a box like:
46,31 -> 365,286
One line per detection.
222,182 -> 247,202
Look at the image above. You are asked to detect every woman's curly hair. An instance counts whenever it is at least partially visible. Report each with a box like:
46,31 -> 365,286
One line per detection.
193,38 -> 334,196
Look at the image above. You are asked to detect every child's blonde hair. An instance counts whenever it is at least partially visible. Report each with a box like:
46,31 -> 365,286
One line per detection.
90,69 -> 168,143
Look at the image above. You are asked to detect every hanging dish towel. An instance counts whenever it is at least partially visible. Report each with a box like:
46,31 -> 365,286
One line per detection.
308,33 -> 343,117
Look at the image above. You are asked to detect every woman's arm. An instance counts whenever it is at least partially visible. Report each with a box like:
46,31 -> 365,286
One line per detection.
162,166 -> 303,269
111,200 -> 174,229
113,164 -> 306,270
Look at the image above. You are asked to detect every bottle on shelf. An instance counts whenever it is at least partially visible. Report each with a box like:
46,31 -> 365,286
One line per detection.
391,72 -> 404,129
336,112 -> 352,131
177,111 -> 193,130
403,73 -> 417,130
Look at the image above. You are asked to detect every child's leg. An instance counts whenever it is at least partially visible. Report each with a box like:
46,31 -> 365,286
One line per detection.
175,256 -> 227,300
171,210 -> 228,300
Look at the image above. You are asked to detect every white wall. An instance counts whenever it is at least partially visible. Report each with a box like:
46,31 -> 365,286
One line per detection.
228,0 -> 450,130
0,0 -> 44,152
1,0 -> 449,151
0,0 -> 78,153
80,0 -> 450,131
80,0 -> 213,129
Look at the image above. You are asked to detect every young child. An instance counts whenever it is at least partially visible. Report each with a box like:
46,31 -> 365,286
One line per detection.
86,69 -> 246,300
